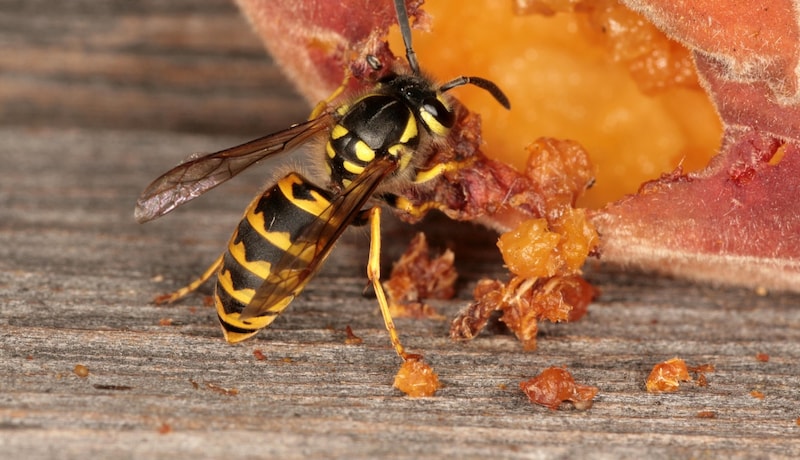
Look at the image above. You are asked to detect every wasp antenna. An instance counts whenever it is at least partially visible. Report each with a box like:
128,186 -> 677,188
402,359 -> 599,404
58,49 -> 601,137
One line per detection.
440,76 -> 511,110
393,0 -> 420,74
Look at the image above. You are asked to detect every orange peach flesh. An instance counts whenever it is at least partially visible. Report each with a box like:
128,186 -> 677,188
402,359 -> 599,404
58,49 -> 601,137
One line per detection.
388,0 -> 722,208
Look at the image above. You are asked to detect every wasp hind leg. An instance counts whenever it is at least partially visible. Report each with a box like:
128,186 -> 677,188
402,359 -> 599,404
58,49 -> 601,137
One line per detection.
367,206 -> 420,362
153,255 -> 224,305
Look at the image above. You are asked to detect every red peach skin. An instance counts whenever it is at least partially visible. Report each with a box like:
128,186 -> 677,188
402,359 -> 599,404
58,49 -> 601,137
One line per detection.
595,0 -> 800,290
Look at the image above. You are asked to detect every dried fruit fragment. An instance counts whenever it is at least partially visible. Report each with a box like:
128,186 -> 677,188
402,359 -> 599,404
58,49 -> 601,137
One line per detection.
73,364 -> 90,378
499,209 -> 598,279
452,274 -> 597,350
452,205 -> 598,349
393,357 -> 440,397
253,349 -> 267,361
687,363 -> 715,390
446,137 -> 598,349
499,218 -> 562,279
519,366 -> 599,410
205,382 -> 239,396
384,233 -> 453,319
344,325 -> 363,345
645,357 -> 691,393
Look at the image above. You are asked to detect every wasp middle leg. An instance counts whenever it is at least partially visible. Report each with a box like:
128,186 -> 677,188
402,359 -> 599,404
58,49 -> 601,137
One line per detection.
366,205 -> 416,361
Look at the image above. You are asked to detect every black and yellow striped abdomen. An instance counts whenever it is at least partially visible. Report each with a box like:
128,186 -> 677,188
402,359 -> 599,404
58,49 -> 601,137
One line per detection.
215,172 -> 333,343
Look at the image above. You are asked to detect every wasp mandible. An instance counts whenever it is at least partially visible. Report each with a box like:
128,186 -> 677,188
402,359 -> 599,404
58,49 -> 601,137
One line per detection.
136,0 -> 510,361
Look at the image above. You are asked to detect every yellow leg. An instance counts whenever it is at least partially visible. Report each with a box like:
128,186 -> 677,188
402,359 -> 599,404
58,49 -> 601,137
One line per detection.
308,70 -> 352,120
153,255 -> 224,305
367,206 -> 409,361
389,195 -> 447,220
412,157 -> 477,185
386,157 -> 481,219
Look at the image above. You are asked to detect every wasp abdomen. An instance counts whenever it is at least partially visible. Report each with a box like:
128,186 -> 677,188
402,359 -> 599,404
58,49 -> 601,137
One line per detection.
215,173 -> 333,343
327,95 -> 419,185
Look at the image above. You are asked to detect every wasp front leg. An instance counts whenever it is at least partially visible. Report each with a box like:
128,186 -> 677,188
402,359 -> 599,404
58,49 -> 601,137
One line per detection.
307,65 -> 355,120
412,157 -> 476,185
384,157 -> 479,220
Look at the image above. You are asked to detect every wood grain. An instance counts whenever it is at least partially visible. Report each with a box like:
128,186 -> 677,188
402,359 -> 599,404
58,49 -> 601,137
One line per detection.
0,0 -> 308,135
1,1 -> 800,458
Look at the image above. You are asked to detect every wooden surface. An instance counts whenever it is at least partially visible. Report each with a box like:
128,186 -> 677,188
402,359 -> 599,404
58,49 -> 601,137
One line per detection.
2,1 -> 800,458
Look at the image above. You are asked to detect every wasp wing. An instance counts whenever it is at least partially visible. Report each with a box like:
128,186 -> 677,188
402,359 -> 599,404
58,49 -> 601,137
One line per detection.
240,158 -> 399,320
135,114 -> 334,223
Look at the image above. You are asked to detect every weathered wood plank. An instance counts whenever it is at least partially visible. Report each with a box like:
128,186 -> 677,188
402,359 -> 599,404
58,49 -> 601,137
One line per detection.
0,0 -> 308,135
3,127 -> 800,459
1,0 -> 800,458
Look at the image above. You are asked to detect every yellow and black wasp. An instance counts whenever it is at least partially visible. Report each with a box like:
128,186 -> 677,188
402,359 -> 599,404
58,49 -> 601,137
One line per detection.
135,0 -> 510,361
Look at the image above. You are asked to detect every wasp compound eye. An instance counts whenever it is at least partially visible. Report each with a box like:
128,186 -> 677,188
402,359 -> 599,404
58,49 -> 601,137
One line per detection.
421,97 -> 454,131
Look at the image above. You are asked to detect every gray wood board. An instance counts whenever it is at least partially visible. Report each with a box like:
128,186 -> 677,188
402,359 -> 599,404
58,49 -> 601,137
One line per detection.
2,0 -> 800,458
3,125 -> 800,460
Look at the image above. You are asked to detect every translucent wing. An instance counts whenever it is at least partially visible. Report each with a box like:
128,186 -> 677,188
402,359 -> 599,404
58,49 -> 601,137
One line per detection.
135,114 -> 334,223
240,158 -> 399,320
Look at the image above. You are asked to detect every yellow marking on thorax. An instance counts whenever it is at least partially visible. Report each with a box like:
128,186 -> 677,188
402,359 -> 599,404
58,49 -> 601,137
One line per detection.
331,124 -> 348,139
389,144 -> 414,171
228,239 -> 272,279
353,140 -> 375,163
343,160 -> 365,175
399,115 -> 418,143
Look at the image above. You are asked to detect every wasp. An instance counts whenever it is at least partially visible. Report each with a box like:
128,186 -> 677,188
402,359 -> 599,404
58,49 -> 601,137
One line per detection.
135,0 -> 510,361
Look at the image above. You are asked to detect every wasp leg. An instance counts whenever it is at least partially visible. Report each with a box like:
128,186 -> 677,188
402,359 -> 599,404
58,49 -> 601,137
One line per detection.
384,194 -> 448,221
367,206 -> 411,361
308,70 -> 353,120
153,255 -> 224,305
383,157 -> 480,219
412,157 -> 477,185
